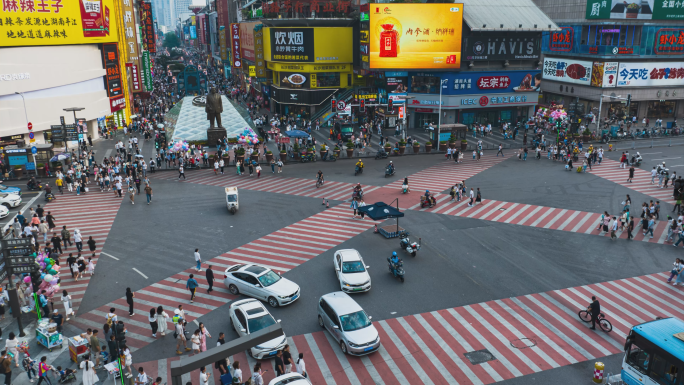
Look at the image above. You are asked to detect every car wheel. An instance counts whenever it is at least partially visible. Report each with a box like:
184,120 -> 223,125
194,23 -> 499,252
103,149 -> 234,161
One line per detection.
340,341 -> 348,355
228,284 -> 239,295
268,296 -> 279,308
318,316 -> 325,329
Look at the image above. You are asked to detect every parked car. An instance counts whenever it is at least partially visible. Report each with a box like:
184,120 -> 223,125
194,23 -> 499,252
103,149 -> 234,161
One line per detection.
0,205 -> 9,219
268,373 -> 311,385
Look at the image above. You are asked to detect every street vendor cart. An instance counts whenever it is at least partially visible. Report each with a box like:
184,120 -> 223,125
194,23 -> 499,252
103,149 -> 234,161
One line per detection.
225,187 -> 239,214
68,335 -> 90,363
36,319 -> 63,351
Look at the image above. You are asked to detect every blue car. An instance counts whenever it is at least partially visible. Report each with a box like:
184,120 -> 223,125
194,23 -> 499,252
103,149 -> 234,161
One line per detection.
0,184 -> 21,196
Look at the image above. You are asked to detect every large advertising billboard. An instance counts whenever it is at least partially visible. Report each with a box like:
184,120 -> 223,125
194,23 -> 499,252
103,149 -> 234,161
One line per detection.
542,57 -> 593,85
617,62 -> 684,86
263,27 -> 353,63
240,21 -> 258,62
464,34 -> 540,61
0,0 -> 119,47
587,0 -> 684,20
369,4 -> 463,70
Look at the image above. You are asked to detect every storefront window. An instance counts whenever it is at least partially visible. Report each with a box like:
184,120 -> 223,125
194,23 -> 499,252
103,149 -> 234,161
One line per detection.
608,102 -> 638,119
415,112 -> 438,128
582,25 -> 641,46
647,101 -> 676,119
316,72 -> 340,87
410,76 -> 440,94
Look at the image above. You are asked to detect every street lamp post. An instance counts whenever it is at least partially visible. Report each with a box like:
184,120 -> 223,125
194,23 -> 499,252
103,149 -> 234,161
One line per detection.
62,107 -> 85,154
437,79 -> 448,145
14,92 -> 38,177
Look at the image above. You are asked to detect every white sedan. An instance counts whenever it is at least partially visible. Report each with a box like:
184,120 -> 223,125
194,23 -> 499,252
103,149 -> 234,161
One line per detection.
0,205 -> 9,219
0,193 -> 21,209
223,264 -> 300,307
334,249 -> 371,293
229,298 -> 287,359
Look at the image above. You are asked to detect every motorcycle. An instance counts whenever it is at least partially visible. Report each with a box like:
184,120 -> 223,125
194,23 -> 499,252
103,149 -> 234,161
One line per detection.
402,184 -> 409,194
322,153 -> 337,162
375,149 -> 388,160
420,195 -> 436,208
399,233 -> 420,257
300,153 -> 316,163
44,193 -> 56,202
385,166 -> 395,178
355,165 -> 363,176
387,257 -> 405,283
27,180 -> 43,191
316,178 -> 324,188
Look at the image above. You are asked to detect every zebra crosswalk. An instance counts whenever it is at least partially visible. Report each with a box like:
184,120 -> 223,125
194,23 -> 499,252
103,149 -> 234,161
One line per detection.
46,190 -> 123,314
150,169 -> 380,201
420,197 -> 675,244
70,205 -> 382,351
134,271 -> 681,385
588,159 -> 677,204
384,154 -> 509,193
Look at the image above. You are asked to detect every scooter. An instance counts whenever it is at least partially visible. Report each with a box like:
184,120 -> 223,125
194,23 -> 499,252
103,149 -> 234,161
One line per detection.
402,184 -> 409,194
387,257 -> 405,283
27,180 -> 43,191
385,166 -> 395,178
375,149 -> 388,160
44,193 -> 56,202
399,233 -> 420,257
355,165 -> 363,176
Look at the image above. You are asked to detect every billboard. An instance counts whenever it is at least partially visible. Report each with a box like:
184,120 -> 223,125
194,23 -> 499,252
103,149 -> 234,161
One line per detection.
240,21 -> 259,61
0,0 -> 119,47
587,0 -> 684,20
122,0 -> 141,62
190,26 -> 197,39
410,71 -> 541,95
654,28 -> 684,55
369,4 -> 463,69
617,62 -> 684,87
542,57 -> 593,85
263,27 -> 354,63
254,26 -> 266,79
219,26 -> 227,61
102,43 -> 122,98
590,62 -> 618,87
139,0 -> 156,53
464,34 -> 540,61
231,23 -> 242,68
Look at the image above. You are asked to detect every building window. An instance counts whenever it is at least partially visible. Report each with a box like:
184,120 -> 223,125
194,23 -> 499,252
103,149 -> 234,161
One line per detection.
647,101 -> 676,119
316,72 -> 340,87
410,76 -> 440,94
584,25 -> 642,46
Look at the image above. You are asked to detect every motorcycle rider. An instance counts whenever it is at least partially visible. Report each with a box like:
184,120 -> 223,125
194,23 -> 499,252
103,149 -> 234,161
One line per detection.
27,176 -> 39,190
424,190 -> 435,205
386,161 -> 395,175
390,251 -> 400,266
402,177 -> 411,193
355,159 -> 364,170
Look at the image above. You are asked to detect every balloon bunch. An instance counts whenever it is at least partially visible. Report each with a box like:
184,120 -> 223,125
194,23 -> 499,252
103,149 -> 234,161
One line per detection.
549,109 -> 568,121
236,128 -> 259,145
168,140 -> 189,153
23,251 -> 61,300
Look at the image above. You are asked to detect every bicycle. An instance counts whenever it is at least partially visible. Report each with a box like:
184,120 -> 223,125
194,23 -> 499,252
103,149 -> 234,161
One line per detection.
316,179 -> 324,188
578,309 -> 613,332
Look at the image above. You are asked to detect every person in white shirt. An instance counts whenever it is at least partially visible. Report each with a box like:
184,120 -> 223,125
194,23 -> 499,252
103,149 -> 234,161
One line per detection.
194,249 -> 202,271
135,367 -> 149,385
199,366 -> 210,385
232,362 -> 242,383
295,353 -> 307,378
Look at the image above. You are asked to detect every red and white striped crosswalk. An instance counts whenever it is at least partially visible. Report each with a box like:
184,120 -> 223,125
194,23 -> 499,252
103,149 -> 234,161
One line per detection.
384,154 -> 509,193
46,190 -> 123,314
135,271 -> 684,385
588,159 -> 677,204
70,205 -> 382,350
418,197 -> 675,244
150,169 -> 380,202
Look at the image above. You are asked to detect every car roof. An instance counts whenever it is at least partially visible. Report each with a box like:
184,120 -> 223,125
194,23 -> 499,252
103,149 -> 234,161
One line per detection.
233,299 -> 268,317
321,292 -> 363,314
243,264 -> 269,276
268,373 -> 309,385
337,249 -> 361,262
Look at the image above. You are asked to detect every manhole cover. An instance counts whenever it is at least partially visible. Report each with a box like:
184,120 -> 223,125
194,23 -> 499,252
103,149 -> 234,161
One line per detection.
464,349 -> 496,365
510,338 -> 537,349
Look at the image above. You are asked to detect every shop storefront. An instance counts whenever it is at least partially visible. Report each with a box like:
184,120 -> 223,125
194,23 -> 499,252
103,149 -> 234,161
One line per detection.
261,22 -> 354,118
0,45 -> 114,143
406,70 -> 541,128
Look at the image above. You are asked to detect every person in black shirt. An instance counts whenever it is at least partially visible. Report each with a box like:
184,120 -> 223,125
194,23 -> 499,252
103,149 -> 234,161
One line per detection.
587,296 -> 601,330
205,266 -> 214,293
274,350 -> 284,377
214,333 -> 227,375
66,254 -> 76,278
125,288 -> 135,316
283,345 -> 293,374
51,309 -> 64,333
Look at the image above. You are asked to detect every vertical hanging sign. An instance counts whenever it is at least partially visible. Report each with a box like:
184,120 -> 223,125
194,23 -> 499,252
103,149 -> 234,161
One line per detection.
142,51 -> 153,91
231,23 -> 242,68
103,43 -> 123,98
254,25 -> 266,79
139,1 -> 156,53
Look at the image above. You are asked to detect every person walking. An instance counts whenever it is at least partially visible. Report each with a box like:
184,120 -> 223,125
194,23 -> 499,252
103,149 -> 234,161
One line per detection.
36,356 -> 52,385
39,220 -> 49,244
497,144 -> 504,157
467,188 -> 475,207
190,330 -> 201,354
178,164 -> 185,180
74,229 -> 83,252
283,345 -> 293,373
61,290 -> 74,320
296,353 -> 307,378
61,226 -> 72,250
125,288 -> 135,316
219,158 -> 225,175
149,308 -> 159,337
206,265 -> 214,293
144,184 -> 153,205
475,188 -> 482,206
256,164 -> 262,178
175,320 -> 190,354
627,166 -> 635,183
128,185 -> 135,204
199,322 -> 211,352
186,274 -> 199,303
90,330 -> 102,368
213,160 -> 219,175
277,159 -> 283,173
156,306 -> 169,336
252,363 -> 266,385
236,160 -> 242,176
194,249 -> 202,271
270,158 -> 276,173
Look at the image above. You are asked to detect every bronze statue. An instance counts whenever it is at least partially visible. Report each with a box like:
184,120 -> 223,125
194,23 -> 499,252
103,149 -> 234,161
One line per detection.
206,87 -> 224,128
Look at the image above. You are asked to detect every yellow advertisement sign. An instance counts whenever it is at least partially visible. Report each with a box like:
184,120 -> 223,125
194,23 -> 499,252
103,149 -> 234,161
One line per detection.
219,26 -> 227,61
369,4 -> 463,69
1,0 -> 119,47
248,66 -> 256,77
263,27 -> 353,63
191,15 -> 196,25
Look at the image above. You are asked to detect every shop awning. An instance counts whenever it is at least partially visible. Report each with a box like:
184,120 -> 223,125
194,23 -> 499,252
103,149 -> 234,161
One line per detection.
462,0 -> 560,32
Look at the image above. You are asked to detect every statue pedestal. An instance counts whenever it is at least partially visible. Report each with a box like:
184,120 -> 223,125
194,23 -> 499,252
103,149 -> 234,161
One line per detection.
207,127 -> 227,146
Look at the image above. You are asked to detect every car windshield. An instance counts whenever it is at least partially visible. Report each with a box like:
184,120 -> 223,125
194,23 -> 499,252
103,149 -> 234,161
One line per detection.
342,261 -> 365,273
341,126 -> 353,133
257,270 -> 281,287
227,195 -> 237,202
339,310 -> 372,332
247,314 -> 277,333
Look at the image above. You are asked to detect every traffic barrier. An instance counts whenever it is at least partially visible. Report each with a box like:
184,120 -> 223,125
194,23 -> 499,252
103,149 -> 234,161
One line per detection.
593,361 -> 605,383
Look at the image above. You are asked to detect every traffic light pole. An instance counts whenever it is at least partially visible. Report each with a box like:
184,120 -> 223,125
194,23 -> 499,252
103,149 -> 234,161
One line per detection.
595,93 -> 630,137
